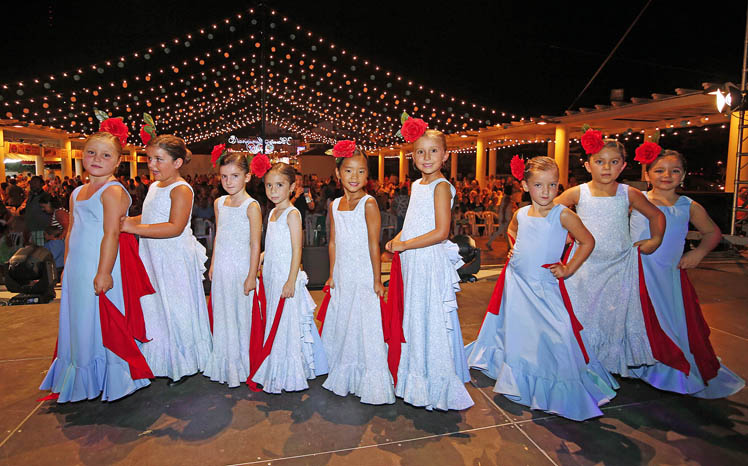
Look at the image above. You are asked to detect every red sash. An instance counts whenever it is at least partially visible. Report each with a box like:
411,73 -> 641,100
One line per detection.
637,249 -> 690,374
246,276 -> 287,392
383,252 -> 406,386
119,233 -> 154,343
207,295 -> 213,334
541,244 -> 589,364
315,285 -> 332,335
680,269 -> 720,382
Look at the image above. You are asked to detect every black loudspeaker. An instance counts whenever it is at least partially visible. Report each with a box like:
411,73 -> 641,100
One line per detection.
5,246 -> 57,304
302,246 -> 330,290
452,235 -> 481,282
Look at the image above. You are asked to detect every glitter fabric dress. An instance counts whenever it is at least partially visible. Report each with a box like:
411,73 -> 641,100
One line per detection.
203,195 -> 258,388
40,181 -> 151,402
139,180 -> 213,381
465,205 -> 618,420
630,194 -> 744,397
321,195 -> 395,404
251,206 -> 328,393
565,182 -> 655,376
396,178 -> 473,411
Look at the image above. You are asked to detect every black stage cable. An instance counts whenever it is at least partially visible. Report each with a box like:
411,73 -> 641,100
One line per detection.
566,0 -> 653,111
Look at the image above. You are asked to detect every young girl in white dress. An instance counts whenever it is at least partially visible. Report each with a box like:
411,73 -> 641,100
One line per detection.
386,124 -> 473,411
122,135 -> 212,382
320,142 -> 395,404
466,156 -> 617,420
555,130 -> 688,377
203,152 -> 263,387
249,162 -> 328,393
630,147 -> 744,397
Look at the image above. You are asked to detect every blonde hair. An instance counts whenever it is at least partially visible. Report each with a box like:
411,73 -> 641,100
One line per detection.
524,156 -> 559,181
420,129 -> 447,150
84,132 -> 123,157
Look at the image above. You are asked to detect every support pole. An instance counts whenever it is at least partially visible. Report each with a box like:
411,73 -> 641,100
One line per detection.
74,158 -> 83,177
450,151 -> 458,181
130,149 -> 138,179
0,129 -> 5,182
398,148 -> 406,185
488,148 -> 497,179
35,145 -> 44,176
378,150 -> 384,185
476,137 -> 486,188
554,125 -> 570,187
62,139 -> 73,179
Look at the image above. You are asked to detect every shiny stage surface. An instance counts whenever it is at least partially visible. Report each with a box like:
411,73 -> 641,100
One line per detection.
0,254 -> 746,465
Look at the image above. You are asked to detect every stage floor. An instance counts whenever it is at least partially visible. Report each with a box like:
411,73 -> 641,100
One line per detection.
0,256 -> 746,465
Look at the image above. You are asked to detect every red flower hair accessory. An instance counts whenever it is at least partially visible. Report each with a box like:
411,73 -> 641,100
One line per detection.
211,143 -> 228,167
94,110 -> 129,146
140,113 -> 157,146
332,140 -> 356,158
634,141 -> 662,165
398,111 -> 428,143
249,153 -> 272,177
510,155 -> 525,181
580,128 -> 605,155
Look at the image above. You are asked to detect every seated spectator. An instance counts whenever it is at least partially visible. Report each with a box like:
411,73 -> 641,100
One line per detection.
40,195 -> 70,239
43,226 -> 65,283
0,223 -> 21,265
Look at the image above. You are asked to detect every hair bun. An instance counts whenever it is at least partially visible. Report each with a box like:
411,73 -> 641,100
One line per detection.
184,148 -> 192,164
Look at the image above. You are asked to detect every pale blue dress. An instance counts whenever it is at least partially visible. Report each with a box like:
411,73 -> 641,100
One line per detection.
396,178 -> 473,411
40,181 -> 150,402
203,195 -> 258,388
630,194 -> 744,397
321,195 -> 395,404
465,205 -> 617,420
251,206 -> 328,393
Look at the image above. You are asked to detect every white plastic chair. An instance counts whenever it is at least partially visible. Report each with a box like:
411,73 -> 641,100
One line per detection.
192,217 -> 214,250
380,211 -> 397,243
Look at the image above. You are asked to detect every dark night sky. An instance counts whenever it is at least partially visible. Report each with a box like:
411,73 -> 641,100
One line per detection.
2,1 -> 744,117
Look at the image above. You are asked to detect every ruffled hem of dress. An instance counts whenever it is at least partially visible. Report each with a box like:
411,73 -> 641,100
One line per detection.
202,354 -> 250,388
632,360 -> 745,398
142,336 -> 212,381
395,371 -> 474,411
440,240 -> 470,382
298,271 -> 328,377
585,331 -> 655,376
493,361 -> 615,421
40,356 -> 150,403
322,363 -> 395,405
192,235 -> 209,275
251,354 -> 313,393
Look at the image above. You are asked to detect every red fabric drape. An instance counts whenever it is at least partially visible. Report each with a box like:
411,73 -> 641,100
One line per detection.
315,285 -> 332,335
207,295 -> 213,334
248,278 -> 266,377
637,250 -> 690,375
542,243 -> 589,363
384,252 -> 406,386
99,294 -> 154,379
246,276 -> 287,392
680,269 -> 720,383
118,233 -> 154,342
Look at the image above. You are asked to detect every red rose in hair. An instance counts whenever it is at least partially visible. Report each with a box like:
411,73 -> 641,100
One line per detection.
401,117 -> 428,143
510,155 -> 525,181
211,143 -> 226,167
139,125 -> 152,146
332,140 -> 356,158
250,153 -> 272,177
580,129 -> 604,155
99,118 -> 129,146
634,141 -> 662,165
